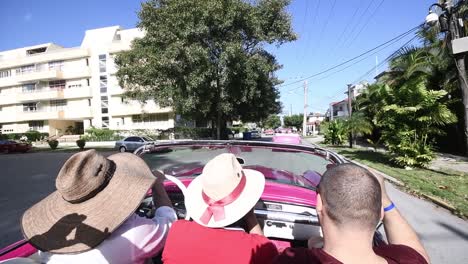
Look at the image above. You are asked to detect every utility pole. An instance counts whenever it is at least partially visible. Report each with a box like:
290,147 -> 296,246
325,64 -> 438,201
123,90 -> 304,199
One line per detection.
303,80 -> 308,137
347,84 -> 353,148
448,1 -> 468,155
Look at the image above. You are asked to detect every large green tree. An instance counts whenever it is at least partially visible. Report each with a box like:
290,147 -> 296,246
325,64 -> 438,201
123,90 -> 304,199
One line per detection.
283,114 -> 303,129
264,114 -> 281,129
115,0 -> 296,139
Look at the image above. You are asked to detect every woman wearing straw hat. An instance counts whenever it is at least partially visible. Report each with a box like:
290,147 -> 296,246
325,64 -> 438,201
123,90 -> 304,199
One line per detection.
20,149 -> 177,264
162,153 -> 279,264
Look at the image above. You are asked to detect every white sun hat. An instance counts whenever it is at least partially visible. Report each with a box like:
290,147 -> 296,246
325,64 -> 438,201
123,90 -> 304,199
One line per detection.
184,153 -> 265,228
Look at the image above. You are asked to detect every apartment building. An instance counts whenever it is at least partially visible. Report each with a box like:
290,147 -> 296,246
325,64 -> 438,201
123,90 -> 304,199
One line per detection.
0,26 -> 174,136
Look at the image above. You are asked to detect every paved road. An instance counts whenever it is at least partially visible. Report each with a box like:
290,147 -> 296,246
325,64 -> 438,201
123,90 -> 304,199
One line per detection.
383,183 -> 468,264
304,137 -> 468,263
1,143 -> 468,263
0,152 -> 114,249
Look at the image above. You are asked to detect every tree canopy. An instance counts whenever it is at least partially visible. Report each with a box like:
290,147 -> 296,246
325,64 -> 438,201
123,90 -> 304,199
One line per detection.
283,114 -> 303,129
115,0 -> 296,138
263,114 -> 281,129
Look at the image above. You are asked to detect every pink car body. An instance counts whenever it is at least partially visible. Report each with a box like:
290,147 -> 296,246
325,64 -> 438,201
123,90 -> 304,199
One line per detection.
0,141 -> 343,261
272,133 -> 302,145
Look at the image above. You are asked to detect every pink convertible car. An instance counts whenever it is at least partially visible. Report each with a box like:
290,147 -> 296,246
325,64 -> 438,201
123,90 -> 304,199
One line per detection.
0,140 -> 384,262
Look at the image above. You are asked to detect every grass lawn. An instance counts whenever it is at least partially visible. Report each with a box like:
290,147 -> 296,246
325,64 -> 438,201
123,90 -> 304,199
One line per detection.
320,144 -> 468,218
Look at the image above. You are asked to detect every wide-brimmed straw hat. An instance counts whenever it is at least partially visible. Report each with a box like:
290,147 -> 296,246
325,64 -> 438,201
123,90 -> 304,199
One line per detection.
185,153 -> 265,228
21,150 -> 156,254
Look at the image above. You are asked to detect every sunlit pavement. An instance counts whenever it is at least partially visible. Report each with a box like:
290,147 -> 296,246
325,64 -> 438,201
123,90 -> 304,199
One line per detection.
307,138 -> 468,264
2,141 -> 467,263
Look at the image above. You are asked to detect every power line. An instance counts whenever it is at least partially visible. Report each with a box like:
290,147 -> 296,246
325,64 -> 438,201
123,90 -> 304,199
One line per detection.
277,24 -> 423,88
346,0 -> 387,48
326,4 -> 363,58
351,35 -> 419,84
310,0 -> 337,59
316,29 -> 415,81
339,0 -> 377,49
300,0 -> 321,63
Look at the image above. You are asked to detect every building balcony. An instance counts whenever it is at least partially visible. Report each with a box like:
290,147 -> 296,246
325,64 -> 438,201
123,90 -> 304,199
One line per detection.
15,67 -> 91,83
16,86 -> 92,102
16,69 -> 63,83
16,107 -> 93,122
111,101 -> 172,116
0,94 -> 14,105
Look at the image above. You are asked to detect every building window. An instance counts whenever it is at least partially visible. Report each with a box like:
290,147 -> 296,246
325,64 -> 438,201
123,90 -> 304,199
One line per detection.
28,121 -> 44,131
87,79 -> 90,86
48,61 -> 64,70
132,113 -> 170,124
50,100 -> 67,110
121,117 -> 125,125
101,96 -> 108,114
23,102 -> 38,112
100,76 -> 107,93
26,47 -> 47,55
22,83 -> 37,93
68,84 -> 82,88
49,80 -> 66,90
88,99 -> 91,106
86,58 -> 89,66
99,54 -> 107,73
102,116 -> 109,128
16,65 -> 35,75
0,70 -> 11,78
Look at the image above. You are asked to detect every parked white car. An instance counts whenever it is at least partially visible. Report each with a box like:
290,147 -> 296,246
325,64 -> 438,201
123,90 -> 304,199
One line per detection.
115,136 -> 154,152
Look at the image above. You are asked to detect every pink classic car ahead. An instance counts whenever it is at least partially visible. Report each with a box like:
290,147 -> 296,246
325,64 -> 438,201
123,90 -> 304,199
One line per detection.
2,140 -> 378,263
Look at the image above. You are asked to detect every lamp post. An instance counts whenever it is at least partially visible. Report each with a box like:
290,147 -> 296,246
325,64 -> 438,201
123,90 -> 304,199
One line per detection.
426,0 -> 468,155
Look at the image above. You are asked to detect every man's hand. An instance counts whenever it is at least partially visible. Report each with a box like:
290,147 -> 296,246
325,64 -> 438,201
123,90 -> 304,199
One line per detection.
369,168 -> 392,208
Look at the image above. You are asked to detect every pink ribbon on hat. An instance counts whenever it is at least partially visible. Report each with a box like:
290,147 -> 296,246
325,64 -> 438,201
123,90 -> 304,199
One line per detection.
200,173 -> 247,225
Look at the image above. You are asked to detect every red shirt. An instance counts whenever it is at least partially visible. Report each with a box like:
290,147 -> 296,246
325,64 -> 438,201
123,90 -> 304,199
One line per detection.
273,245 -> 428,264
162,220 -> 278,264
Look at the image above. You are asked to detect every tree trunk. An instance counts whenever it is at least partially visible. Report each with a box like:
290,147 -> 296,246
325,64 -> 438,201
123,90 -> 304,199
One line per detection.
349,132 -> 353,148
216,111 -> 221,140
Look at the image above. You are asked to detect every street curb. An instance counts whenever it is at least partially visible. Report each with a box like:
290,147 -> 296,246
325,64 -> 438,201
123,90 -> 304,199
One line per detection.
345,158 -> 462,216
346,159 -> 405,186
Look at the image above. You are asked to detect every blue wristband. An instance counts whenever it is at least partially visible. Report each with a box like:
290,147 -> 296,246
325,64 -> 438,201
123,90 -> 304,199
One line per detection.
384,202 -> 395,212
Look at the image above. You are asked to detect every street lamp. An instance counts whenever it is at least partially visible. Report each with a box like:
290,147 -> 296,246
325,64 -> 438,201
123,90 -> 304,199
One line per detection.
425,0 -> 468,155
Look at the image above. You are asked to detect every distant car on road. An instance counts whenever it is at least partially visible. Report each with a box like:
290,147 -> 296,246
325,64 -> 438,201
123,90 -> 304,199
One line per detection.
0,140 -> 32,154
264,129 -> 275,135
273,133 -> 301,145
250,130 -> 261,139
115,136 -> 154,152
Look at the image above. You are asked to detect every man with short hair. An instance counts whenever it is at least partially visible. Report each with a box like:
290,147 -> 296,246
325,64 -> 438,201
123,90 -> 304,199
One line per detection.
274,163 -> 429,264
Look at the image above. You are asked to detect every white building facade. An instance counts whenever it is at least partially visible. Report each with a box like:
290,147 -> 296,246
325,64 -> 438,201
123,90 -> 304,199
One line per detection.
0,26 -> 174,136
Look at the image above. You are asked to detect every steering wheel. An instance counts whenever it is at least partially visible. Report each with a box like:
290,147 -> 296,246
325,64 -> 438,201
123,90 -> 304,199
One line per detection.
164,174 -> 190,221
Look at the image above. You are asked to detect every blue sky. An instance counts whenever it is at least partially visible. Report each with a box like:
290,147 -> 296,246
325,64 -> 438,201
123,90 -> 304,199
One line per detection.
1,0 -> 435,115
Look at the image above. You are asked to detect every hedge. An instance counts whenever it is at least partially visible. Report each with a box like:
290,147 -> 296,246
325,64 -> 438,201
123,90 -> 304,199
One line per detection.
0,131 -> 49,141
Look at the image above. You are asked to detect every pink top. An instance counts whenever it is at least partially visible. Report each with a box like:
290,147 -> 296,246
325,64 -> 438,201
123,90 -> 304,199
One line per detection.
39,206 -> 177,264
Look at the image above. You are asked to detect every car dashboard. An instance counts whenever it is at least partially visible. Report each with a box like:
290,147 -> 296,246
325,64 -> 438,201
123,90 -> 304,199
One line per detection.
141,191 -> 323,245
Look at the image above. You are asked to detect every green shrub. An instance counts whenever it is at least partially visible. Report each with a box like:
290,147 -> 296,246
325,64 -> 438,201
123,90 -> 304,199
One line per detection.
48,140 -> 59,150
385,131 -> 435,168
322,120 -> 347,145
174,127 -> 212,139
76,139 -> 86,150
82,127 -> 122,142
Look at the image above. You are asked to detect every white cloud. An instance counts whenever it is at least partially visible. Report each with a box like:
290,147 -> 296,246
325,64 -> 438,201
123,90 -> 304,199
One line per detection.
24,13 -> 32,22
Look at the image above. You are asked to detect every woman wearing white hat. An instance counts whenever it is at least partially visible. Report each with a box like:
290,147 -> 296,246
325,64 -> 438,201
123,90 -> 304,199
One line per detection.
162,153 -> 278,264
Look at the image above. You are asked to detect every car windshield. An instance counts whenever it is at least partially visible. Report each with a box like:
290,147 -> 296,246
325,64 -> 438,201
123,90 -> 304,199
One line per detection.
143,137 -> 153,141
143,144 -> 333,189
